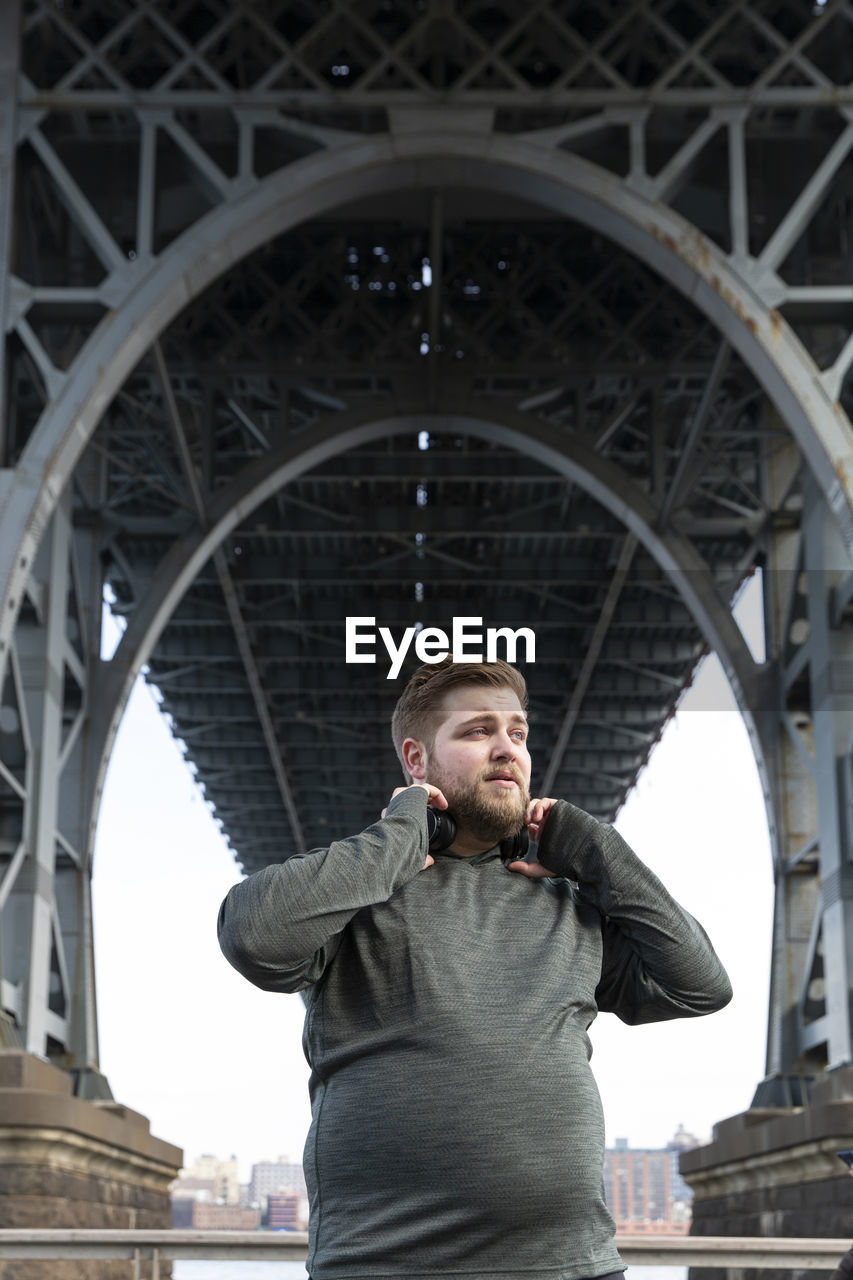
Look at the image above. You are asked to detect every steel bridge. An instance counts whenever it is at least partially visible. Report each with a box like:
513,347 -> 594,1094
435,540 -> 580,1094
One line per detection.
0,0 -> 852,1116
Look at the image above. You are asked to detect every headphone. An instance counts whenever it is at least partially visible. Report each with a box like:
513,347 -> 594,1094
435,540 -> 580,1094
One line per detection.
426,806 -> 530,863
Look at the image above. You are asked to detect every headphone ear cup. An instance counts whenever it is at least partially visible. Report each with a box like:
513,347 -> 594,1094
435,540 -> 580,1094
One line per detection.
501,827 -> 530,862
426,808 -> 457,851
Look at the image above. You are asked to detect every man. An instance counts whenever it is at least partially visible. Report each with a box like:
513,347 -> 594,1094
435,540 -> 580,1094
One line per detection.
218,656 -> 732,1280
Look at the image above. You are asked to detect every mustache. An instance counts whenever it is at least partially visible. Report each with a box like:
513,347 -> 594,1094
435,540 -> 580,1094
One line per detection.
481,766 -> 525,786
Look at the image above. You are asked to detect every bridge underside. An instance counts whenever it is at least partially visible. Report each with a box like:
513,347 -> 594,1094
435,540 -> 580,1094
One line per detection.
89,213 -> 768,864
0,0 -> 852,1114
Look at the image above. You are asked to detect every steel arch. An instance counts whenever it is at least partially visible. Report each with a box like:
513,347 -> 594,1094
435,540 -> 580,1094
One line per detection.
2,129 -> 852,683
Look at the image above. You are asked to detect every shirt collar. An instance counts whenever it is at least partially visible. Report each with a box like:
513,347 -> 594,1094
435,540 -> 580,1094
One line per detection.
434,845 -> 502,864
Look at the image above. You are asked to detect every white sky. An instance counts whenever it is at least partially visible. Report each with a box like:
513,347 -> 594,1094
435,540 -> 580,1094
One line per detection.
92,577 -> 772,1184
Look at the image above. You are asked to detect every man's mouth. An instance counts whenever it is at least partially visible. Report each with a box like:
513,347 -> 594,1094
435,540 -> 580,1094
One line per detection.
485,771 -> 518,787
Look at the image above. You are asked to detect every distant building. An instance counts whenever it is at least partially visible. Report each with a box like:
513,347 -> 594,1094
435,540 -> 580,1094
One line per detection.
170,1153 -> 309,1229
178,1154 -> 240,1205
667,1122 -> 701,1222
266,1192 -> 305,1231
603,1126 -> 700,1233
170,1195 -> 197,1230
170,1176 -> 216,1229
249,1158 -> 308,1213
169,1153 -> 242,1227
192,1202 -> 261,1231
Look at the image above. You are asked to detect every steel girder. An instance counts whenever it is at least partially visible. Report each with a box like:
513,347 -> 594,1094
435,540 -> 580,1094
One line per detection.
1,0 -> 853,1082
4,126 -> 853,674
83,404 -> 764,844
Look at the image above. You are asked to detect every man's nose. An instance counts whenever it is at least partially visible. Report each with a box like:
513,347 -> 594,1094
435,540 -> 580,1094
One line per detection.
491,732 -> 517,759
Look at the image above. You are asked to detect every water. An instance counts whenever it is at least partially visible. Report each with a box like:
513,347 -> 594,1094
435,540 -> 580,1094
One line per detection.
172,1265 -> 686,1280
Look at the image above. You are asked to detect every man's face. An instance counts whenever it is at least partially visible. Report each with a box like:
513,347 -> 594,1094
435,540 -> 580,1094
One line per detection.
420,683 -> 532,845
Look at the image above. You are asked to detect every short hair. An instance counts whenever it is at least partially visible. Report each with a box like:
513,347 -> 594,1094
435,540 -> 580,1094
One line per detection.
391,656 -> 529,782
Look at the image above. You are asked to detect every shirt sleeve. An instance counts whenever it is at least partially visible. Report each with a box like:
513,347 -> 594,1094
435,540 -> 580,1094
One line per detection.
536,799 -> 733,1025
217,786 -> 430,993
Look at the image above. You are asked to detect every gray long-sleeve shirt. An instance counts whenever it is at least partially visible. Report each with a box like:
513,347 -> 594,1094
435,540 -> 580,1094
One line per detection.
218,787 -> 732,1280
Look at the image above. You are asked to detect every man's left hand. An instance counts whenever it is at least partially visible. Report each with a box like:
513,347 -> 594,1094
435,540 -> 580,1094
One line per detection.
507,797 -> 558,879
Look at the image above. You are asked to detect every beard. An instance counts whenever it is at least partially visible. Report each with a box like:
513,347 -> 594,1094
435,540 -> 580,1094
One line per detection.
427,762 -> 531,847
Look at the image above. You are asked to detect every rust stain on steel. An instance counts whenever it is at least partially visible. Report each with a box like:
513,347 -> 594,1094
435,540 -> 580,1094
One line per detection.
649,224 -> 678,257
710,272 -> 759,336
649,222 -> 758,335
691,226 -> 711,274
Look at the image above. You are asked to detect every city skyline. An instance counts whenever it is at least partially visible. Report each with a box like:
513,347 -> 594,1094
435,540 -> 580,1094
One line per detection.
172,1135 -> 698,1236
177,1128 -> 701,1181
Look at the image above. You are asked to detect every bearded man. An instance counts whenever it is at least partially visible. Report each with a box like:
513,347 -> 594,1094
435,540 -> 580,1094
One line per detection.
218,656 -> 732,1280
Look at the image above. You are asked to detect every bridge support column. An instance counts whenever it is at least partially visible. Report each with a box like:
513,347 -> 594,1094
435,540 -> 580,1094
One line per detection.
0,1050 -> 181,1278
683,458 -> 853,1276
0,475 -> 183,1273
757,458 -> 853,1084
1,468 -> 112,1080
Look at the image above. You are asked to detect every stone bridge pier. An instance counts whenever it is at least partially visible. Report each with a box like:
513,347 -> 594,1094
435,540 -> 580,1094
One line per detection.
0,1053 -> 180,1278
683,1066 -> 853,1280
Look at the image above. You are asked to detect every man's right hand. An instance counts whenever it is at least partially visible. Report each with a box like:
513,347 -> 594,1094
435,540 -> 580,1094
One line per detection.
381,782 -> 448,870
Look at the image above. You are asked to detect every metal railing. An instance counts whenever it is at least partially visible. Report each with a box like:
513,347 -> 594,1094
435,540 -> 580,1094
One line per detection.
0,1231 -> 849,1276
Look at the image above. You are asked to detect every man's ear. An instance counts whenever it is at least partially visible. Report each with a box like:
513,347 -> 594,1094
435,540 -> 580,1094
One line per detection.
402,737 -> 427,781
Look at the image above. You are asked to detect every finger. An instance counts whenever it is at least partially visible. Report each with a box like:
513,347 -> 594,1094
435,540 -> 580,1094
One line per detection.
422,853 -> 434,870
423,785 -> 447,808
507,859 -> 553,879
529,860 -> 555,877
526,797 -> 557,834
381,807 -> 387,818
